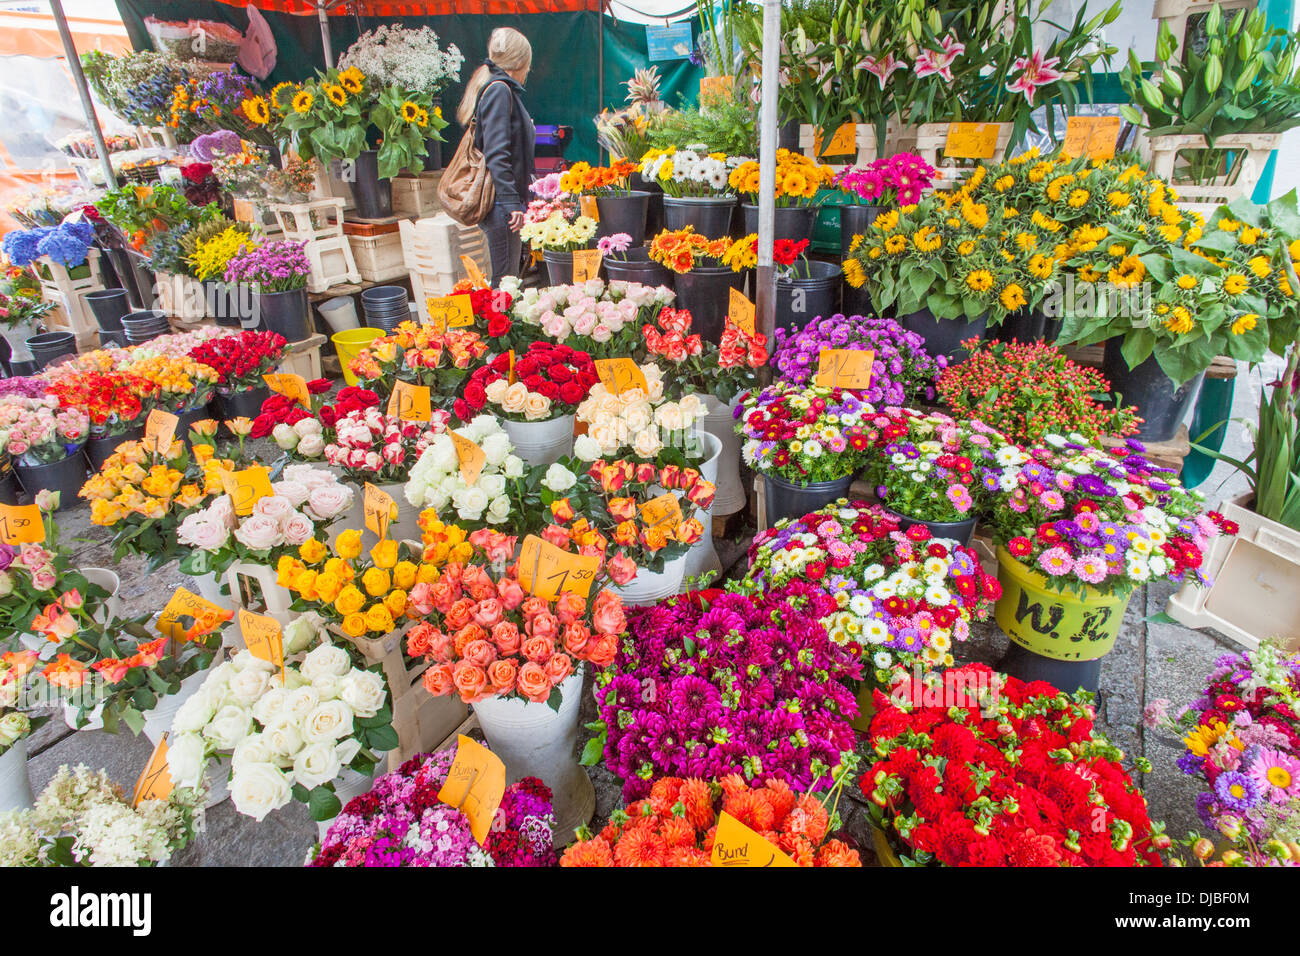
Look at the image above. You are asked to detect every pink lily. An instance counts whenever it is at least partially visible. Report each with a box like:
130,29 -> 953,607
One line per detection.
1007,49 -> 1065,103
858,52 -> 906,90
914,35 -> 965,82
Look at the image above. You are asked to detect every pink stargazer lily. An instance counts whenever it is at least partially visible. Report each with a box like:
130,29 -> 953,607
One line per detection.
913,35 -> 965,82
1007,49 -> 1065,103
858,51 -> 906,90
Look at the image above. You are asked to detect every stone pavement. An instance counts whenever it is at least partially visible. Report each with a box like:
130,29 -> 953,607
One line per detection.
19,363 -> 1270,864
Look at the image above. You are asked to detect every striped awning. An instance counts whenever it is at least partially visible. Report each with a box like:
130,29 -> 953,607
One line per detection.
0,10 -> 133,58
210,0 -> 605,15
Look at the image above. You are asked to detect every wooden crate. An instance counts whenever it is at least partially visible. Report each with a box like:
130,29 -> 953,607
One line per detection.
391,172 -> 443,218
1152,0 -> 1256,53
1143,132 -> 1280,217
277,333 -> 326,381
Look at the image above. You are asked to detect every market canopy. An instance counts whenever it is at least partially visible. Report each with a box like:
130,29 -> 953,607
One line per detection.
208,0 -> 605,12
0,9 -> 132,58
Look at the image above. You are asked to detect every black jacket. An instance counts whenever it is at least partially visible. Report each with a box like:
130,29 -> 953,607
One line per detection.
474,62 -> 535,214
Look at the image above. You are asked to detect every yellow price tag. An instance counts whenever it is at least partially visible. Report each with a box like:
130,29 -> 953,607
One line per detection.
507,349 -> 517,385
594,358 -> 648,396
815,349 -> 875,389
237,608 -> 284,679
1061,116 -> 1121,161
144,408 -> 179,454
572,248 -> 603,283
460,255 -> 489,289
155,587 -> 229,643
0,503 -> 43,545
131,733 -> 174,808
386,381 -> 433,422
699,74 -> 734,102
579,195 -> 600,222
449,431 -> 486,486
517,534 -> 601,601
639,493 -> 683,533
220,465 -> 274,516
729,287 -> 756,337
817,122 -> 857,157
263,372 -> 311,410
426,294 -> 475,332
436,735 -> 506,845
944,122 -> 1000,160
710,811 -> 798,867
363,482 -> 397,539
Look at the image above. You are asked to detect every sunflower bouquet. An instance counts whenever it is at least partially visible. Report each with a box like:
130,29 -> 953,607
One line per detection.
728,149 -> 835,207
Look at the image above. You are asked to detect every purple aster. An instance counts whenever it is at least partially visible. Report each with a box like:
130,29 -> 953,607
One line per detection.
1213,770 -> 1261,812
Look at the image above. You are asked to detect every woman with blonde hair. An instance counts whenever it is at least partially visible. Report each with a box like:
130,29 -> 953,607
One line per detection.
457,27 -> 536,284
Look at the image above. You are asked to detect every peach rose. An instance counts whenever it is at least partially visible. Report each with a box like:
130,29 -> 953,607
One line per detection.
516,662 -> 552,703
555,591 -> 587,625
500,381 -> 529,415
544,652 -> 574,685
453,623 -> 487,656
606,553 -> 637,586
406,622 -> 436,658
462,565 -> 497,602
473,597 -> 505,629
497,577 -> 525,610
562,622 -> 591,656
592,590 -> 627,635
451,660 -> 488,702
541,524 -> 571,550
520,597 -> 548,622
521,635 -> 554,664
421,663 -> 455,697
528,610 -> 560,642
491,621 -> 521,655
584,632 -> 619,668
486,658 -> 518,695
429,580 -> 458,613
408,581 -> 436,616
444,598 -> 476,631
463,638 -> 497,668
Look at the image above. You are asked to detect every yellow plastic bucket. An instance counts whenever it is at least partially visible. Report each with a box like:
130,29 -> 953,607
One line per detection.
992,546 -> 1131,662
332,328 -> 384,386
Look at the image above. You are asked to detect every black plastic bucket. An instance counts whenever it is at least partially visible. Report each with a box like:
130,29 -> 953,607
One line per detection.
899,308 -> 988,365
764,473 -> 855,527
674,267 -> 744,343
602,246 -> 673,289
881,505 -> 977,547
775,261 -> 842,334
839,204 -> 880,256
14,452 -> 87,511
84,288 -> 131,343
1102,340 -> 1204,442
741,204 -> 819,245
26,332 -> 77,369
998,642 -> 1103,695
254,288 -> 312,342
994,308 -> 1062,345
662,197 -> 735,236
85,424 -> 144,471
350,150 -> 393,219
542,250 -> 575,286
596,191 -> 652,243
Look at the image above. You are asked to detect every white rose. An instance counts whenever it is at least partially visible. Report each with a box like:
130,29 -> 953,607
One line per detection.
301,644 -> 351,682
480,432 -> 511,467
623,403 -> 653,434
272,423 -> 299,451
280,512 -> 315,546
305,483 -> 351,520
253,495 -> 296,523
285,686 -> 322,723
234,514 -> 284,551
232,649 -> 275,675
293,418 -> 322,438
302,700 -> 354,743
485,495 -> 511,522
632,428 -> 663,459
678,393 -> 703,421
484,379 -> 509,404
250,686 -> 289,725
296,434 -> 325,459
231,733 -> 274,771
203,704 -> 253,749
165,732 -> 207,790
542,462 -> 577,493
262,715 -> 305,761
176,513 -> 229,552
283,613 -> 325,655
272,479 -> 310,507
335,737 -> 362,767
655,402 -> 685,433
230,763 -> 292,822
339,671 -> 386,718
573,433 -> 603,461
590,422 -> 621,455
171,687 -> 219,734
292,741 -> 343,788
502,455 -> 525,479
453,485 -> 490,520
478,474 -> 507,498
227,667 -> 271,707
523,393 -> 552,421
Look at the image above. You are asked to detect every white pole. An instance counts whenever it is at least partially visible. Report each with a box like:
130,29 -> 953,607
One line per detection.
49,0 -> 115,188
756,0 -> 779,384
318,2 -> 334,69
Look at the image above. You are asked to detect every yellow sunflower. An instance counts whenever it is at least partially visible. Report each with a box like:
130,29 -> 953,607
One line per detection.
965,270 -> 994,292
999,283 -> 1027,311
1176,274 -> 1197,290
1028,254 -> 1053,279
1165,306 -> 1194,334
339,67 -> 365,94
1106,190 -> 1132,209
957,240 -> 976,256
1222,273 -> 1249,295
400,100 -> 421,123
292,90 -> 314,114
241,95 -> 271,126
417,108 -> 430,128
324,84 -> 347,107
842,258 -> 866,288
1247,255 -> 1271,278
1231,313 -> 1259,335
884,235 -> 907,254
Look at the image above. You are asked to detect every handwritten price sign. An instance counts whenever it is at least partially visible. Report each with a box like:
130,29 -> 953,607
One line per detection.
262,372 -> 311,410
460,255 -> 489,290
426,294 -> 475,333
594,358 -> 648,396
517,534 -> 600,601
363,483 -> 397,540
220,466 -> 274,516
144,408 -> 179,454
237,608 -> 285,680
437,735 -> 506,845
639,493 -> 683,533
449,432 -> 486,485
0,503 -> 43,545
156,586 -> 228,643
944,123 -> 1000,160
579,195 -> 600,222
815,348 -> 875,389
572,248 -> 603,283
710,811 -> 797,867
815,122 -> 857,158
1061,116 -> 1121,161
729,287 -> 756,337
131,733 -> 174,808
386,381 -> 433,422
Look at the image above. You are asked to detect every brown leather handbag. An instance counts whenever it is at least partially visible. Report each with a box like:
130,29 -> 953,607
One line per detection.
436,81 -> 509,226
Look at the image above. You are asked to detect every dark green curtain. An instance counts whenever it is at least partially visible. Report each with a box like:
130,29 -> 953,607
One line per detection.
115,1 -> 704,164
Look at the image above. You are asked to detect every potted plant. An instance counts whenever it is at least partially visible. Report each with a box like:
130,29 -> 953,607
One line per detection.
188,329 -> 287,422
119,353 -> 219,433
518,210 -> 599,286
347,322 -> 488,409
832,153 -> 936,257
0,280 -> 54,370
736,380 -> 874,525
223,240 -> 312,343
638,146 -> 748,235
571,361 -> 709,467
0,651 -> 43,811
727,234 -> 841,335
0,394 -> 88,509
647,227 -> 747,342
181,219 -> 257,328
595,232 -> 673,288
561,159 -> 651,242
728,149 -> 835,245
499,276 -> 673,358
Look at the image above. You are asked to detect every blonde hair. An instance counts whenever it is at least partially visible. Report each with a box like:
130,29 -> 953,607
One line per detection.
456,27 -> 533,125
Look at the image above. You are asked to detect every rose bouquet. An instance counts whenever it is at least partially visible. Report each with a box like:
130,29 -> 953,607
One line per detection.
404,416 -> 528,530
250,378 -> 334,456
638,147 -> 747,198
223,238 -> 311,292
0,394 -> 88,464
438,285 -> 513,342
187,329 -> 287,392
1145,642 -> 1300,867
0,651 -> 42,755
43,371 -> 149,444
121,354 -> 219,414
936,338 -> 1141,445
498,277 -> 674,357
166,642 -> 396,823
728,149 -> 834,206
519,211 -> 598,254
649,227 -> 744,273
983,436 -> 1235,596
117,327 -> 233,362
536,457 -> 714,578
736,381 -> 873,483
562,774 -> 862,867
348,322 -> 488,407
587,584 -> 860,800
770,314 -> 944,406
309,742 -> 556,867
639,306 -> 767,404
863,663 -> 1166,867
0,764 -> 203,867
522,172 -> 577,228
411,558 -> 625,708
459,342 -> 598,424
573,364 -> 706,465
832,153 -> 936,207
323,407 -> 450,484
176,465 -> 354,579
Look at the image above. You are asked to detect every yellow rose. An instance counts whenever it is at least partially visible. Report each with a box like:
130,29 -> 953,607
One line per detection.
361,567 -> 391,597
416,563 -> 440,584
335,585 -> 366,616
314,571 -> 341,603
337,529 -> 363,560
370,539 -> 399,569
392,561 -> 418,590
363,603 -> 395,634
341,613 -> 367,638
299,538 -> 328,564
293,570 -> 318,600
449,543 -> 474,564
384,589 -> 407,617
324,557 -> 354,581
276,556 -> 304,588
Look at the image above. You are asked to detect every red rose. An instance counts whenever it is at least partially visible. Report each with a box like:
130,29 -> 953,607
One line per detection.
464,381 -> 487,410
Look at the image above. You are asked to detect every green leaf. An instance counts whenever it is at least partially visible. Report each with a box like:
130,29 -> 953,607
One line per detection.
580,735 -> 606,767
365,725 -> 399,752
308,786 -> 343,822
120,705 -> 145,736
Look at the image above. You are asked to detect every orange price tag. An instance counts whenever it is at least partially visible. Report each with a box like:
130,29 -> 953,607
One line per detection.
579,195 -> 600,222
426,293 -> 475,332
729,287 -> 756,337
363,482 -> 397,539
155,586 -> 229,643
710,811 -> 798,867
263,372 -> 311,410
699,74 -> 734,102
1061,116 -> 1121,160
448,431 -> 486,485
386,381 -> 433,422
0,503 -> 43,545
639,493 -> 683,532
220,465 -> 274,516
144,408 -> 179,454
460,255 -> 489,289
237,608 -> 285,679
517,534 -> 601,601
572,248 -> 603,283
436,735 -> 506,845
944,122 -> 1000,160
131,733 -> 174,808
594,358 -> 648,396
818,123 -> 857,157
507,349 -> 517,385
815,348 -> 875,389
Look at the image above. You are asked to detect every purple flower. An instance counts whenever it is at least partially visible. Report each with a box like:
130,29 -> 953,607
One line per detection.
1213,770 -> 1261,812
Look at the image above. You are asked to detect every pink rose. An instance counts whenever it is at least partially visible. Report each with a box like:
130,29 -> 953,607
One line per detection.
253,495 -> 295,522
306,484 -> 352,520
472,598 -> 504,629
490,621 -> 521,655
462,638 -> 497,668
591,590 -> 627,636
528,611 -> 560,642
606,553 -> 637,586
496,577 -> 525,610
408,581 -> 436,615
30,566 -> 57,591
279,512 -> 314,546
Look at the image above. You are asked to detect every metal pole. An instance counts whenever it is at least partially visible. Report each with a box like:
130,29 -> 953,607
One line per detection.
755,0 -> 779,384
598,3 -> 606,165
318,2 -> 335,69
49,0 -> 115,187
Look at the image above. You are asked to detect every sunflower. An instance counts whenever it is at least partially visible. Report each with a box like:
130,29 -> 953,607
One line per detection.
339,67 -> 365,94
842,258 -> 866,288
873,211 -> 899,235
1165,306 -> 1194,335
1107,256 -> 1146,288
1067,188 -> 1090,208
292,90 -> 314,114
1176,274 -> 1197,290
965,270 -> 994,292
241,95 -> 270,126
1231,312 -> 1259,335
848,233 -> 864,253
1028,254 -> 1053,279
417,108 -> 430,128
269,82 -> 296,110
1222,273 -> 1249,295
884,234 -> 907,254
994,175 -> 1014,192
1078,265 -> 1102,283
999,283 -> 1027,311
913,226 -> 942,253
1217,217 -> 1241,233
400,100 -> 421,123
957,239 -> 976,256
1157,224 -> 1183,242
1106,190 -> 1132,209
960,200 -> 988,229
1238,226 -> 1262,245
1247,255 -> 1271,278
324,84 -> 347,107
867,246 -> 883,259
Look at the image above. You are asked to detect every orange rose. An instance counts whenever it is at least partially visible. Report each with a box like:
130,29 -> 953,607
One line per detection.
521,635 -> 554,664
528,610 -> 560,642
444,597 -> 476,631
519,597 -> 548,622
641,524 -> 669,552
462,638 -> 497,668
584,632 -> 619,668
676,518 -> 704,545
421,662 -> 455,697
544,652 -> 574,685
451,659 -> 488,702
453,623 -> 487,656
592,590 -> 626,635
462,565 -> 496,602
562,622 -> 591,656
550,498 -> 576,523
486,658 -> 518,695
516,661 -> 552,703
608,497 -> 637,523
541,524 -> 572,550
491,621 -> 521,655
497,576 -> 526,610
612,520 -> 639,547
555,591 -> 587,625
428,580 -> 457,613
406,622 -> 437,657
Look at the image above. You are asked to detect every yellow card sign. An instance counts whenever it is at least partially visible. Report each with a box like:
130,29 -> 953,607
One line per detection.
507,349 -> 517,385
517,534 -> 600,601
579,195 -> 600,222
729,287 -> 756,337
363,482 -> 397,539
815,122 -> 857,158
815,348 -> 875,389
156,586 -> 228,643
144,408 -> 179,454
426,293 -> 475,332
262,372 -> 311,410
220,465 -> 274,516
572,248 -> 603,283
237,608 -> 285,678
944,122 -> 1000,160
437,735 -> 506,845
131,733 -> 173,808
461,255 -> 489,289
1061,116 -> 1121,161
386,381 -> 433,422
0,503 -> 43,545
639,493 -> 683,533
594,358 -> 648,396
710,811 -> 797,867
699,74 -> 734,102
449,431 -> 486,485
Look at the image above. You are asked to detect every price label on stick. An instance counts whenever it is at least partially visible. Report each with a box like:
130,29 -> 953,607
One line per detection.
1061,116 -> 1121,160
437,735 -> 506,845
507,349 -> 517,385
0,503 -> 43,545
572,248 -> 603,282
699,74 -> 734,102
944,122 -> 1000,160
815,348 -> 875,389
594,358 -> 648,396
710,811 -> 798,867
818,122 -> 857,157
386,381 -> 433,422
639,493 -> 683,533
449,432 -> 486,485
579,195 -> 600,222
144,408 -> 179,454
131,733 -> 174,808
220,466 -> 274,516
263,372 -> 311,410
237,608 -> 285,680
517,534 -> 601,601
363,482 -> 397,539
156,586 -> 228,643
729,287 -> 756,337
426,294 -> 475,332
461,255 -> 489,290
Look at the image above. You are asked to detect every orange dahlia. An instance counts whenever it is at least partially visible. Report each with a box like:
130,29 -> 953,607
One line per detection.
560,838 -> 615,867
613,826 -> 667,867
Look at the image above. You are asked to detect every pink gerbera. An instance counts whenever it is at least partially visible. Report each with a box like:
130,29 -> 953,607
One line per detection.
1249,748 -> 1300,802
1038,547 -> 1073,577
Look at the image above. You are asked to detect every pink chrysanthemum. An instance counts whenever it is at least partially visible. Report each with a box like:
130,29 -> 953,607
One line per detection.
1038,547 -> 1073,577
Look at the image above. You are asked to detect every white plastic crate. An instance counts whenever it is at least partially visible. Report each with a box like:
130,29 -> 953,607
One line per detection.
1143,133 -> 1280,218
391,172 -> 443,217
349,231 -> 407,282
36,249 -> 105,348
398,215 -> 491,321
